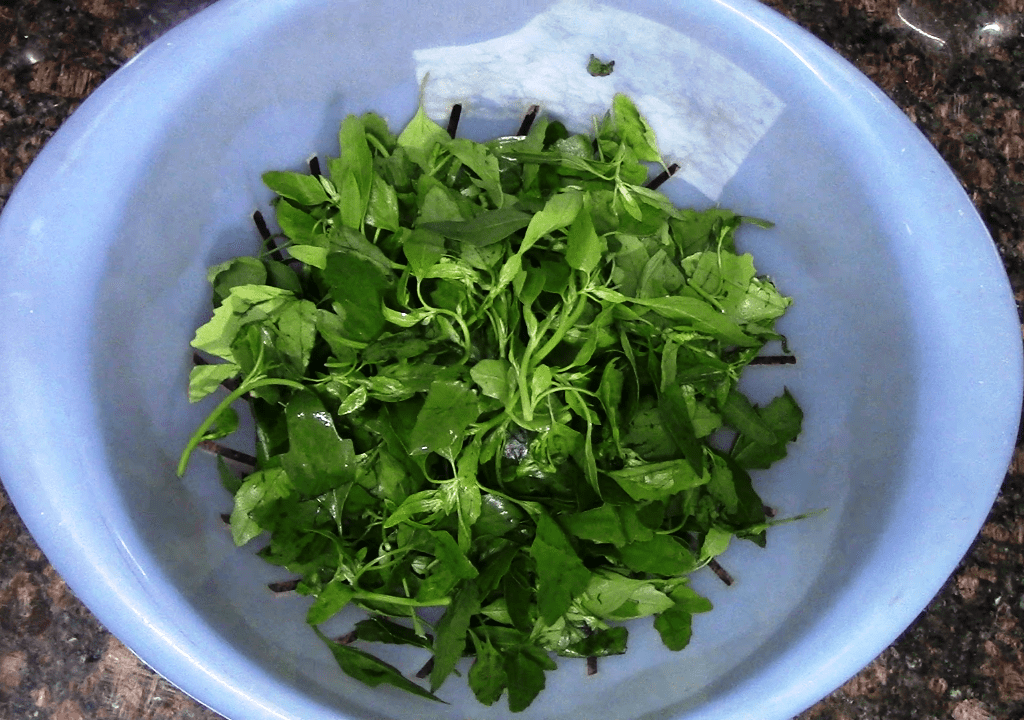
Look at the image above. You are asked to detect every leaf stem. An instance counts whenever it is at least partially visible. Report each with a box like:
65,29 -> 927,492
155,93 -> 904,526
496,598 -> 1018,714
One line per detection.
177,375 -> 305,477
532,295 -> 588,366
354,591 -> 451,608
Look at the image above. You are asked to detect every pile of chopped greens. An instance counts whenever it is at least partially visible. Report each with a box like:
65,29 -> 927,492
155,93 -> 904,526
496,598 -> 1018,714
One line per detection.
180,94 -> 803,712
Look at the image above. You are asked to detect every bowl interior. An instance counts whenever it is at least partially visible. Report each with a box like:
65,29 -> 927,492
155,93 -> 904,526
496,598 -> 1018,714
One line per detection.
0,0 -> 1020,719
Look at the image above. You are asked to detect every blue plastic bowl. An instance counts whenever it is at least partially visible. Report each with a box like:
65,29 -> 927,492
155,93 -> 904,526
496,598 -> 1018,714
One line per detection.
0,1 -> 1019,718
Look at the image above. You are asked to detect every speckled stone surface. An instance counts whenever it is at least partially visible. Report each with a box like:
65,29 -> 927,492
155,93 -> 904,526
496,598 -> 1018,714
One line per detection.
0,1 -> 1022,719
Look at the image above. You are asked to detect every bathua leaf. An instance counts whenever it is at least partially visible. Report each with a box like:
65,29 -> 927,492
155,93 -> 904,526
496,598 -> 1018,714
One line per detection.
401,227 -> 446,277
418,182 -> 467,224
658,385 -> 705,476
333,114 -> 374,226
187,363 -> 239,403
264,259 -> 303,294
475,543 -> 519,597
654,603 -> 693,651
397,105 -> 449,169
612,93 -> 660,163
273,298 -> 319,376
504,645 -> 557,713
262,170 -> 330,206
632,295 -> 756,347
669,584 -> 714,614
275,198 -> 321,245
564,503 -> 654,547
669,208 -> 739,256
230,467 -> 292,546
208,256 -> 267,305
732,277 -> 792,324
469,633 -> 508,706
565,201 -> 602,273
706,452 -> 740,515
430,531 -> 479,583
354,617 -> 432,649
306,581 -> 356,625
447,138 -> 504,208
287,244 -> 328,269
470,359 -> 511,403
323,251 -> 390,343
710,452 -> 767,541
607,459 -> 707,503
607,582 -> 676,619
430,580 -> 481,692
421,206 -> 533,247
618,535 -> 697,576
502,556 -> 535,633
559,625 -> 628,658
698,526 -> 732,564
314,628 -> 444,703
637,248 -> 687,301
452,440 -> 483,551
408,379 -> 480,461
190,285 -> 289,361
521,189 -> 584,253
587,54 -> 615,77
731,389 -> 804,470
530,514 -> 591,625
216,455 -> 243,495
416,531 -> 479,602
563,504 -> 627,546
719,387 -> 778,447
200,406 -> 239,441
576,571 -> 662,618
281,389 -> 356,496
366,171 -> 401,232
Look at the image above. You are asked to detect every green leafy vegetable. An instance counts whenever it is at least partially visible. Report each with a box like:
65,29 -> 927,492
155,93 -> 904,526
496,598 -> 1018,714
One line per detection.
180,96 -> 809,712
531,514 -> 592,625
315,629 -> 444,703
587,54 -> 616,77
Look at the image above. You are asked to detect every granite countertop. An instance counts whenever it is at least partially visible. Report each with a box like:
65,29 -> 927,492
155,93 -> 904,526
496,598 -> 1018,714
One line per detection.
1,1 -> 1022,719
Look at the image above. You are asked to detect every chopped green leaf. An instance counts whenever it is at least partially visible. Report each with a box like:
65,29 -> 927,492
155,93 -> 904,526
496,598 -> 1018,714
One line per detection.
619,535 -> 697,576
430,581 -> 480,692
531,515 -> 591,625
354,617 -> 432,649
731,389 -> 804,469
187,363 -> 239,403
468,633 -> 508,706
262,170 -> 330,206
587,54 -> 615,77
323,252 -> 390,343
306,581 -> 355,625
505,644 -> 556,713
559,625 -> 628,658
282,389 -> 355,496
408,380 -> 479,461
607,459 -> 707,502
612,94 -> 660,163
422,207 -> 532,247
654,603 -> 693,651
183,97 -> 807,713
315,629 -> 444,703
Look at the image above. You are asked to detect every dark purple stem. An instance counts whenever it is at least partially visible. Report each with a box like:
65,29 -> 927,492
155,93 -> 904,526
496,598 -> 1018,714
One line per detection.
645,162 -> 680,190
446,104 -> 462,138
517,105 -> 540,136
749,355 -> 797,366
198,440 -> 256,470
